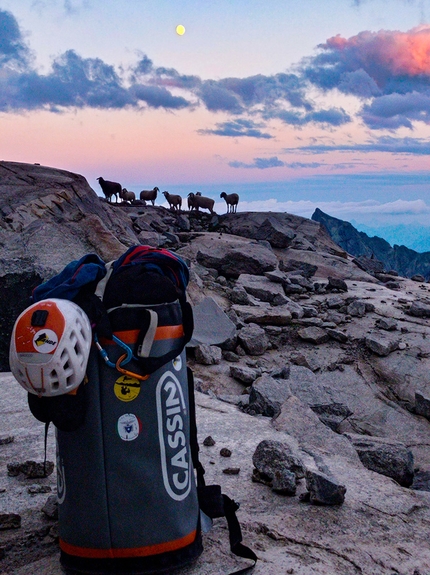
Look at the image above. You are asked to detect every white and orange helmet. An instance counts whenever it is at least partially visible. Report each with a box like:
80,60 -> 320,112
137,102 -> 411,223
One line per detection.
9,298 -> 92,396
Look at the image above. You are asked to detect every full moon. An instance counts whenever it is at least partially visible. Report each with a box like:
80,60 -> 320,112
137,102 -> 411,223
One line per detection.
176,24 -> 185,36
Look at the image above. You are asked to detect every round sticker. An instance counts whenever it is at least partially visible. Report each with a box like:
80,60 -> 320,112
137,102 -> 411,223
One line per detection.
172,355 -> 182,371
117,414 -> 141,441
32,329 -> 58,353
114,375 -> 141,402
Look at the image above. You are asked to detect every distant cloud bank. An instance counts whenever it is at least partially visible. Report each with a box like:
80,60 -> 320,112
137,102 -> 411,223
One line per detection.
234,197 -> 430,224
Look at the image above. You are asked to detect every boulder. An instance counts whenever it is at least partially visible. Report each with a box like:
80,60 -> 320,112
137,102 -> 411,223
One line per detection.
408,300 -> 430,318
352,255 -> 385,274
365,334 -> 399,356
232,303 -> 292,326
344,433 -> 415,487
326,294 -> 346,309
264,269 -> 288,283
327,277 -> 348,292
196,238 -> 277,278
236,274 -> 287,304
297,326 -> 329,345
237,323 -> 269,355
230,365 -> 261,385
254,217 -> 296,248
279,259 -> 318,278
189,297 -> 236,347
326,328 -> 349,343
228,285 -> 251,305
252,439 -> 305,494
375,317 -> 398,331
303,468 -> 347,506
219,211 -> 348,256
194,344 -> 222,365
247,375 -> 292,418
347,300 -> 367,317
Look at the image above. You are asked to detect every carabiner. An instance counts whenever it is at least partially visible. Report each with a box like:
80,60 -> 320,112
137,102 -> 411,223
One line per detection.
94,333 -> 133,367
94,334 -> 116,368
115,354 -> 150,382
112,335 -> 133,364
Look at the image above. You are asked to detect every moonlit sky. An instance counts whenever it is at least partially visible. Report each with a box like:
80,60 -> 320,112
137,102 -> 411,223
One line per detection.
2,0 -> 430,234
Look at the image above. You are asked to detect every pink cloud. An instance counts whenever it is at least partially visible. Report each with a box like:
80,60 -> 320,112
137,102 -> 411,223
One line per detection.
322,26 -> 430,85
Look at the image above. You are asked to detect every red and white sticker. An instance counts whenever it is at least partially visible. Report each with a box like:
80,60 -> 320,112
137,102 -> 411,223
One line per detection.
117,414 -> 141,441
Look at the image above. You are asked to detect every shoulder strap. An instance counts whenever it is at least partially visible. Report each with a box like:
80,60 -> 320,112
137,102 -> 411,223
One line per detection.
94,260 -> 114,300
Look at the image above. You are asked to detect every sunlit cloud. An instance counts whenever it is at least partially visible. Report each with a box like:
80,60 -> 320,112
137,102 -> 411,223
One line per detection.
301,25 -> 430,129
303,26 -> 430,92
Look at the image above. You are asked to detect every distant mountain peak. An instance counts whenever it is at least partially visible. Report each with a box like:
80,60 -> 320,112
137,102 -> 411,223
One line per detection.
311,208 -> 430,280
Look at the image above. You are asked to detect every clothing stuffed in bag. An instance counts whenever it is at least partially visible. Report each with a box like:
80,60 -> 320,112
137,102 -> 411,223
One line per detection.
103,268 -> 182,308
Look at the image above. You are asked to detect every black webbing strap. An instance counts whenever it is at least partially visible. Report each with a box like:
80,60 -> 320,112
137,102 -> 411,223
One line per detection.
198,484 -> 257,574
187,367 -> 206,487
187,354 -> 257,573
223,494 -> 258,575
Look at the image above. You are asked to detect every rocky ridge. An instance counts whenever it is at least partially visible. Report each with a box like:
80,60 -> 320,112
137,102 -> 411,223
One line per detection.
0,162 -> 430,575
312,207 -> 430,280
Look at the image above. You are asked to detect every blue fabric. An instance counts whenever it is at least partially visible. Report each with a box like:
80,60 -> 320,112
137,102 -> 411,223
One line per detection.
32,254 -> 107,302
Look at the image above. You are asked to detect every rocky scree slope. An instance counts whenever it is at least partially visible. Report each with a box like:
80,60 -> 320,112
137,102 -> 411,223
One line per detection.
0,162 -> 430,575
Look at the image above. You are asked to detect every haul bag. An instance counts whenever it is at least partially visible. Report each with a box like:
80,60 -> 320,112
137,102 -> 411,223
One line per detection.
58,300 -> 202,574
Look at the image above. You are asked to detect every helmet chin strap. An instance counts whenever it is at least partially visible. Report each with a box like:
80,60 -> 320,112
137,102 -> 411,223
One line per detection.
25,367 -> 45,397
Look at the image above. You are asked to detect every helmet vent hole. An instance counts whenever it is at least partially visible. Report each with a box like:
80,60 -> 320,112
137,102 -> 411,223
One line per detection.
50,370 -> 59,389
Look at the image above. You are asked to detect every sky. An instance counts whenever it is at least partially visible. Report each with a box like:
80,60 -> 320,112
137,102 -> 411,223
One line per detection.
2,0 -> 430,246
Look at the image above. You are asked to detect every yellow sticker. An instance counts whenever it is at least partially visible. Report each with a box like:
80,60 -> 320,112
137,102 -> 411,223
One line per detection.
114,375 -> 141,402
